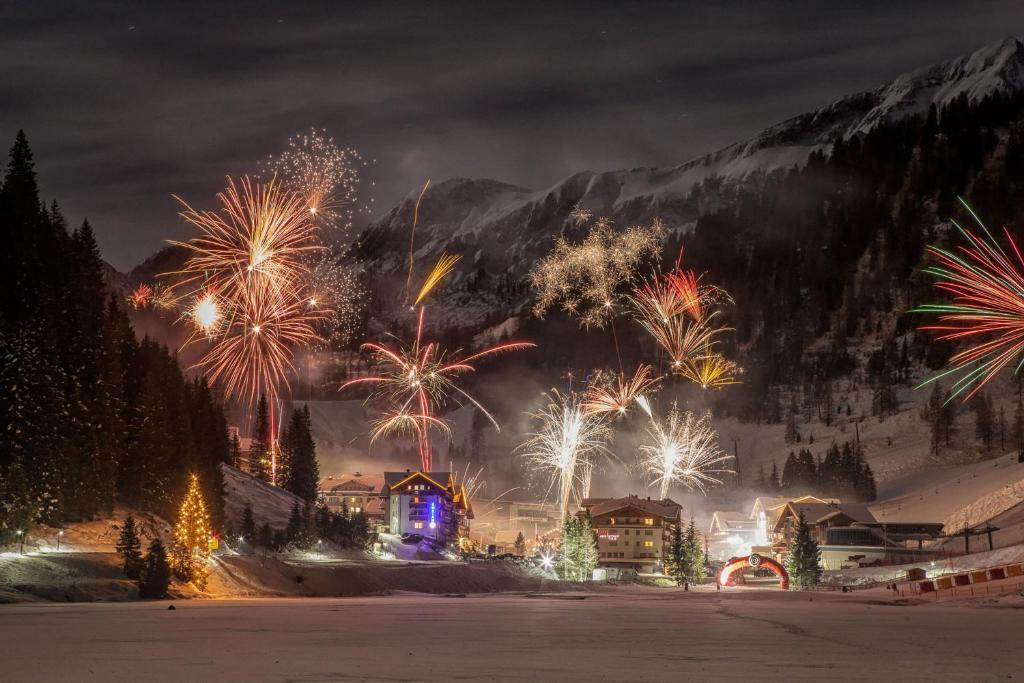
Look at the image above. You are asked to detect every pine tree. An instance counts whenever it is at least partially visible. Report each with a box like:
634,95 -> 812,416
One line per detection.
286,502 -> 303,545
282,406 -> 319,502
249,395 -> 271,481
681,518 -> 706,584
514,531 -> 526,556
769,462 -> 781,491
138,537 -> 172,599
561,514 -> 598,581
241,503 -> 257,542
228,432 -> 243,469
665,524 -> 685,584
258,522 -> 273,549
116,514 -> 144,579
784,512 -> 821,587
170,474 -> 212,588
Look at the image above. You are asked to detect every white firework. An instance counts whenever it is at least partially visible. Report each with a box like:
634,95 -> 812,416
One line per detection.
639,404 -> 731,498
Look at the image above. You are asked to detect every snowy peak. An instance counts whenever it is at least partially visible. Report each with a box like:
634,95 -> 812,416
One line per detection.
850,35 -> 1024,135
355,37 -> 1024,325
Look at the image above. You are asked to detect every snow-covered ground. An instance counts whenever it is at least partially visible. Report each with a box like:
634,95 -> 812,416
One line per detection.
2,588 -> 1021,682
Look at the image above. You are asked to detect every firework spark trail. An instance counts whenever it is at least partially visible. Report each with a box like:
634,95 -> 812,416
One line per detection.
199,279 -> 327,404
582,365 -> 660,417
265,128 -> 365,232
342,300 -> 535,471
414,253 -> 460,306
520,389 -> 613,521
306,251 -> 366,350
171,176 -> 320,303
675,340 -> 740,389
915,199 -> 1024,401
529,217 -> 664,329
169,176 -> 327,405
639,404 -> 731,499
404,180 -> 431,304
127,283 -> 153,310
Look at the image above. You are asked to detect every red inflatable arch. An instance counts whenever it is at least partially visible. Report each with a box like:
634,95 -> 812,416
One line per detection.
719,553 -> 789,590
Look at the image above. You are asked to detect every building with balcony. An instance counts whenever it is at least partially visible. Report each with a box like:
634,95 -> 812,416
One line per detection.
579,495 -> 682,574
381,470 -> 473,546
318,473 -> 386,528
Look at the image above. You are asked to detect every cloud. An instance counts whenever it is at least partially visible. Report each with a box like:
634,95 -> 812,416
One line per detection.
0,0 -> 1021,270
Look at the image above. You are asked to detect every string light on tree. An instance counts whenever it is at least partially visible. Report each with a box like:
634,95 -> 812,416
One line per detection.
171,473 -> 213,588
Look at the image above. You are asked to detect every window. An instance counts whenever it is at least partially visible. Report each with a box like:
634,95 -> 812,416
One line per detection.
643,540 -> 654,548
644,518 -> 654,526
413,496 -> 419,504
610,517 -> 616,525
413,522 -> 424,529
645,530 -> 653,536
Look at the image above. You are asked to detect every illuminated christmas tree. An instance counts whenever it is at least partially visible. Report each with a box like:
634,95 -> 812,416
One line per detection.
170,473 -> 212,588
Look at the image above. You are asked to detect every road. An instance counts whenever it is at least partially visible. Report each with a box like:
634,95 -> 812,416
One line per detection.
1,587 -> 1019,681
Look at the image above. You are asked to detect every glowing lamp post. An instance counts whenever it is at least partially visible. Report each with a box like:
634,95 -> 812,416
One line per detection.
16,529 -> 24,555
57,529 -> 63,552
316,539 -> 322,560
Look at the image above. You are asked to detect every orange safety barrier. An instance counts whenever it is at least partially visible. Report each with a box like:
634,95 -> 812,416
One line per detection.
1007,564 -> 1023,578
936,576 -> 954,589
970,570 -> 989,583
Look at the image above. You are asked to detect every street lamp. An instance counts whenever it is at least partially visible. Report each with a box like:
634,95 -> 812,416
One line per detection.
16,529 -> 24,555
316,539 -> 322,560
57,529 -> 64,552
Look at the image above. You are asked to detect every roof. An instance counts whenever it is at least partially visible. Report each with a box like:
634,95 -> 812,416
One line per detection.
382,471 -> 455,493
318,473 -> 385,494
775,501 -> 877,530
749,497 -> 791,521
709,511 -> 758,534
582,495 -> 682,520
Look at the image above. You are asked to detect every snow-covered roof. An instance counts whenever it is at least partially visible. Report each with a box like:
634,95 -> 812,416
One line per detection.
582,495 -> 682,521
318,473 -> 385,494
775,501 -> 877,530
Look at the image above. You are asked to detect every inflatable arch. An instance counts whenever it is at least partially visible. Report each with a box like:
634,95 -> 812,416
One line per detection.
719,553 -> 789,590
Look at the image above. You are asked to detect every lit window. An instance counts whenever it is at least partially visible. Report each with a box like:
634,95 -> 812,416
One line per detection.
413,522 -> 424,529
413,496 -> 419,504
643,540 -> 654,548
610,518 -> 616,525
644,518 -> 654,525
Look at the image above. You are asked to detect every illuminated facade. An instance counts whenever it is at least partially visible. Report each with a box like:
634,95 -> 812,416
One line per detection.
579,495 -> 682,574
318,473 -> 386,528
381,471 -> 472,545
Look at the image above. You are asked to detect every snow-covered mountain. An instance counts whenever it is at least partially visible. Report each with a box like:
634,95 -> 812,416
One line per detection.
361,36 -> 1024,288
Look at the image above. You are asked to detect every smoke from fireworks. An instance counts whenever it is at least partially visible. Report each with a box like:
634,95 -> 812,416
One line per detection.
529,217 -> 664,328
520,389 -> 613,521
639,404 -> 730,498
915,199 -> 1024,401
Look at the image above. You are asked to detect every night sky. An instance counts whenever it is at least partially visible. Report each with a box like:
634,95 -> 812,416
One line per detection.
2,1 -> 1023,271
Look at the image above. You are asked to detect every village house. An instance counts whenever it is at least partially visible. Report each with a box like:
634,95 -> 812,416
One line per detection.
579,495 -> 682,575
317,473 -> 386,529
381,470 -> 473,546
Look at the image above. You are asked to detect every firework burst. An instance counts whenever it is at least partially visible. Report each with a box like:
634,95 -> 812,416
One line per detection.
265,127 -> 366,232
127,283 -> 153,310
582,365 -> 660,417
674,340 -> 740,389
529,217 -> 664,328
915,199 -> 1024,401
305,251 -> 366,350
169,176 -> 326,404
342,306 -> 534,471
520,389 -> 613,521
640,404 -> 730,498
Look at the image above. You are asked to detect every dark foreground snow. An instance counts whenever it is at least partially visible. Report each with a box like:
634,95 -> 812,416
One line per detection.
0,587 -> 1018,681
